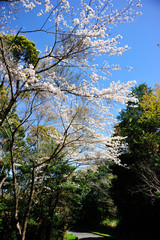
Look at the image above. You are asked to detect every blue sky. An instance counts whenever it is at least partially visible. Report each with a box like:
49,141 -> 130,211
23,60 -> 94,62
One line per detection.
109,0 -> 160,89
8,0 -> 160,90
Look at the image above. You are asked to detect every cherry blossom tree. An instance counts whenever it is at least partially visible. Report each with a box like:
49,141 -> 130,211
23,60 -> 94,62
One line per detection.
0,0 -> 140,158
0,1 -> 142,239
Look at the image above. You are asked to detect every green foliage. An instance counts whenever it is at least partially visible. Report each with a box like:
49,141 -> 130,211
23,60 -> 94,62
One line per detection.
115,83 -> 152,154
101,218 -> 119,229
137,85 -> 160,161
110,83 -> 160,239
3,34 -> 39,66
0,86 -> 8,111
0,113 -> 81,240
64,233 -> 78,240
92,232 -> 113,238
27,219 -> 39,226
71,166 -> 117,232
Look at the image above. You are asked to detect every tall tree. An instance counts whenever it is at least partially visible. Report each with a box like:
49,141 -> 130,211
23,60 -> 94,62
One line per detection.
114,83 -> 152,163
111,83 -> 160,239
136,84 -> 160,198
114,83 -> 160,197
0,1 -> 142,239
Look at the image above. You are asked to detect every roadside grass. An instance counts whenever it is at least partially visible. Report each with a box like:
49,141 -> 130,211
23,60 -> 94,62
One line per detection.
92,231 -> 114,239
64,233 -> 78,240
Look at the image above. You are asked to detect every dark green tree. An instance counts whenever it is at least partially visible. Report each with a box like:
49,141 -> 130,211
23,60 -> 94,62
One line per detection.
111,83 -> 160,240
71,165 -> 117,233
114,83 -> 152,164
2,34 -> 39,66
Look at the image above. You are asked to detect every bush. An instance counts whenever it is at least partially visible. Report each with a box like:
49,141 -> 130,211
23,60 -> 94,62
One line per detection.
64,233 -> 78,240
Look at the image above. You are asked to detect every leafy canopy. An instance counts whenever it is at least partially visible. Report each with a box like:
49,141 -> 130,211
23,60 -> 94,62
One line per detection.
3,34 -> 39,66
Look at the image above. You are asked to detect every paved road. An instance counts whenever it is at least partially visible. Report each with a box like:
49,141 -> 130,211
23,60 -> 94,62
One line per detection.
68,231 -> 106,239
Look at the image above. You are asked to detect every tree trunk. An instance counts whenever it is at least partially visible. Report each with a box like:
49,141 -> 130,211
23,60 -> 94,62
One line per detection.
11,153 -> 22,238
21,165 -> 35,240
0,171 -> 9,188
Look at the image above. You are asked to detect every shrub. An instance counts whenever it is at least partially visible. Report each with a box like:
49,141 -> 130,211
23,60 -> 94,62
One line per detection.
64,233 -> 78,240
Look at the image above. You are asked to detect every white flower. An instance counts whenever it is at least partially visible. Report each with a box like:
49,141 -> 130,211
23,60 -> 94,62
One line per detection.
73,18 -> 80,25
34,0 -> 42,5
45,5 -> 52,13
61,0 -> 70,9
24,2 -> 36,11
37,12 -> 42,16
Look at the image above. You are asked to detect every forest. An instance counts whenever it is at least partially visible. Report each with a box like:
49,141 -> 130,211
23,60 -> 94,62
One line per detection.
0,1 -> 160,240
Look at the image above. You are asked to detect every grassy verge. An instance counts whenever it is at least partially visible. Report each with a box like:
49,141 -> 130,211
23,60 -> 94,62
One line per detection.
64,233 -> 78,240
92,231 -> 121,240
92,232 -> 113,238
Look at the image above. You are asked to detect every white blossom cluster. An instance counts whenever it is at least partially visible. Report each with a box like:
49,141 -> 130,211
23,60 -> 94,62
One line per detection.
0,0 -> 142,167
33,91 -> 131,167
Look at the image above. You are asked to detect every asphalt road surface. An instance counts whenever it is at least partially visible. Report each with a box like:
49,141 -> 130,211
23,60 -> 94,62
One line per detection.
68,231 -> 106,239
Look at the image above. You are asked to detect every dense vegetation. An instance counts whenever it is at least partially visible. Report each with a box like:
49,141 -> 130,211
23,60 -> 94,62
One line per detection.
1,81 -> 160,240
0,1 -> 159,240
110,83 -> 160,240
